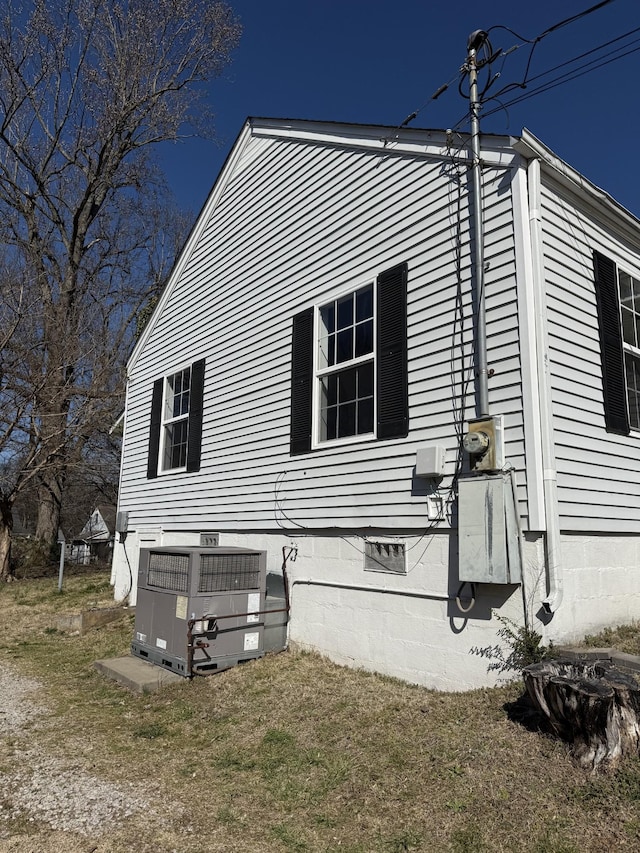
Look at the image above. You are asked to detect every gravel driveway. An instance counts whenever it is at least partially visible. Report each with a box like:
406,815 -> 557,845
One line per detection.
0,662 -> 152,847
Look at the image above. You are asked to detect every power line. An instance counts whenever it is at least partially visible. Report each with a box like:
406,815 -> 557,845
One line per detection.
525,25 -> 640,87
483,25 -> 640,106
482,39 -> 640,119
450,1 -> 630,129
389,0 -> 623,140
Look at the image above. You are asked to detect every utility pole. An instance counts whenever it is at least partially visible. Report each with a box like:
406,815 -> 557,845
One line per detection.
467,30 -> 489,419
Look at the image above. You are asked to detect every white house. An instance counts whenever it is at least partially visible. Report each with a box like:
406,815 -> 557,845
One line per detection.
70,505 -> 116,564
111,118 -> 640,690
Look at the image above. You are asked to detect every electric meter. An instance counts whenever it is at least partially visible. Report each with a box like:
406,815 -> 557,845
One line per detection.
462,430 -> 490,456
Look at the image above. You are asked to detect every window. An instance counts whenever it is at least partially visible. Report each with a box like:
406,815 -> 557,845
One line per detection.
318,284 -> 375,441
162,366 -> 191,470
594,251 -> 636,434
147,359 -> 205,478
618,271 -> 640,429
290,262 -> 408,454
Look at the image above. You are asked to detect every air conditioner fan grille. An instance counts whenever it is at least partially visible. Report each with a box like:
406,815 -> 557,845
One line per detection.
147,552 -> 190,591
198,553 -> 260,592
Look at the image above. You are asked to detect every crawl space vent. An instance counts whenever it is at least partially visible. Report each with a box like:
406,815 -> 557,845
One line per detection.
364,541 -> 406,574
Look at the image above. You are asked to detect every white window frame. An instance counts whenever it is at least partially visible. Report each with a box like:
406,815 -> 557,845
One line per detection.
312,278 -> 377,449
159,364 -> 192,473
618,266 -> 640,431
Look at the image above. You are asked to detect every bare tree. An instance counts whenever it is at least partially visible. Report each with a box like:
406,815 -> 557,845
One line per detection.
0,0 -> 241,578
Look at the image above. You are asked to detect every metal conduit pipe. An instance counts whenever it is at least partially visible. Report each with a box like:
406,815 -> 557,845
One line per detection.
527,157 -> 563,614
468,41 -> 490,419
290,577 -> 453,603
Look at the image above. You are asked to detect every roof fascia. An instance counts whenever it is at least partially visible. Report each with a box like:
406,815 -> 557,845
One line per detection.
513,127 -> 640,243
128,119 -> 254,373
250,118 -> 518,170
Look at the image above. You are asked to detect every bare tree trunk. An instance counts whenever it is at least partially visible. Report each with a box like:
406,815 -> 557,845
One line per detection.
0,498 -> 14,581
35,471 -> 64,553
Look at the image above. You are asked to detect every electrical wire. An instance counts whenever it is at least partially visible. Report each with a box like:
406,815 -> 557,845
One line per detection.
482,41 -> 640,118
452,0 -> 625,128
491,25 -> 640,102
381,67 -> 464,146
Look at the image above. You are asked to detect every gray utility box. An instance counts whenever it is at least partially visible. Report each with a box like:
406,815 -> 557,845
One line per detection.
458,473 -> 522,585
132,546 -> 267,676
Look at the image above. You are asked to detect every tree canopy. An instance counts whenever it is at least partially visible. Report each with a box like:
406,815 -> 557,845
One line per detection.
0,0 -> 241,577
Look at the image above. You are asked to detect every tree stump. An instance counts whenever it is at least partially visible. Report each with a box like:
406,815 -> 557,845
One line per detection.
523,659 -> 640,771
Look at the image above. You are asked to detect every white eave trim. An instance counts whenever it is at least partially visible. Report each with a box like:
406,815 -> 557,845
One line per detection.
251,117 -> 519,169
512,128 -> 640,243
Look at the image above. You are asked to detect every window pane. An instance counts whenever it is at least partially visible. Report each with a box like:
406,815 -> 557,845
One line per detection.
337,294 -> 353,330
319,362 -> 374,441
358,362 -> 374,398
633,277 -> 640,313
337,401 -> 356,437
358,397 -> 374,434
318,334 -> 334,368
324,373 -> 337,406
336,328 -> 353,363
164,419 -> 188,470
337,367 -> 355,403
355,285 -> 373,322
321,406 -> 337,441
626,353 -> 640,430
620,271 -> 633,308
166,367 -> 191,419
355,319 -> 373,357
623,308 -> 636,347
320,303 -> 335,335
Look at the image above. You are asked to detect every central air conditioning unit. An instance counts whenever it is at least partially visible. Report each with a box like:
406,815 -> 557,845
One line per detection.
131,546 -> 267,677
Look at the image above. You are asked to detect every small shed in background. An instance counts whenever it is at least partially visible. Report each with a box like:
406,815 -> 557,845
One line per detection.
69,505 -> 116,564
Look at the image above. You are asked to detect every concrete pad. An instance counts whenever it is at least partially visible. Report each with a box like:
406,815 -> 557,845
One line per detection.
94,655 -> 185,694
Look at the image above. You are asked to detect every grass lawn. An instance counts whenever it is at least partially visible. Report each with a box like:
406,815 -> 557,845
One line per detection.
0,569 -> 640,852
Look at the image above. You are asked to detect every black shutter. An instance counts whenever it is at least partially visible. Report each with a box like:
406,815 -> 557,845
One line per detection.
290,307 -> 314,455
147,378 -> 163,479
186,358 -> 205,472
593,250 -> 630,435
376,262 -> 409,439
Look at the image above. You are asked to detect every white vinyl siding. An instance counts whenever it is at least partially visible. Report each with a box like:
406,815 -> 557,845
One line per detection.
119,122 -> 526,533
538,173 -> 640,532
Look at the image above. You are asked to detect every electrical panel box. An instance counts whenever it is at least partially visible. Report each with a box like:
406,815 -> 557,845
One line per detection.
132,546 -> 267,676
458,473 -> 522,584
115,511 -> 129,534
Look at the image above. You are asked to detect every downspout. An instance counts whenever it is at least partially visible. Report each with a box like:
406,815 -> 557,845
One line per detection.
527,158 -> 563,613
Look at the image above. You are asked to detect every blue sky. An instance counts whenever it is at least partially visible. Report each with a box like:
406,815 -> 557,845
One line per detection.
160,0 -> 640,218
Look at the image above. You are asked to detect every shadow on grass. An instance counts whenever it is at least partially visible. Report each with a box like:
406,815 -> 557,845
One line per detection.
503,689 -> 550,734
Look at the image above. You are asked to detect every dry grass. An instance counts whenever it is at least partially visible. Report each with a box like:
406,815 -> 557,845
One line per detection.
584,623 -> 640,657
1,570 -> 640,852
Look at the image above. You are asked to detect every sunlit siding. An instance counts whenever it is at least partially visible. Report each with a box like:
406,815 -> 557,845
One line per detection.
539,175 -> 640,532
119,124 -> 526,533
